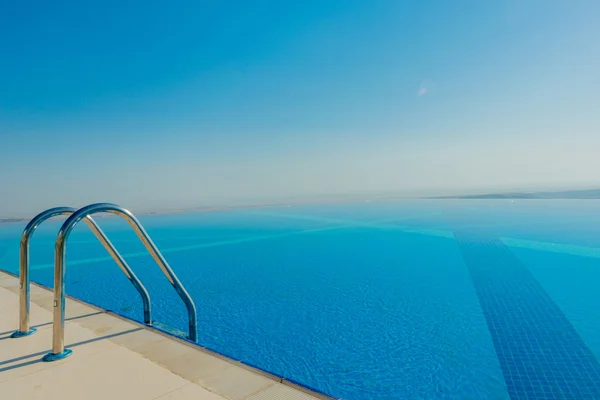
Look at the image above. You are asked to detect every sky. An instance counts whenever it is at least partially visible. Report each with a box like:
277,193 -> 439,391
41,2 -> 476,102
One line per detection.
1,1 -> 599,216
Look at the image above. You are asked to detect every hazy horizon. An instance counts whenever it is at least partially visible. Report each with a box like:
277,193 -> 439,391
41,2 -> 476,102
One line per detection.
2,1 -> 599,218
3,183 -> 600,219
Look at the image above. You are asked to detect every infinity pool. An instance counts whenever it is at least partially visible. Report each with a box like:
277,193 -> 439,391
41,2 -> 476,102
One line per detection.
1,199 -> 600,399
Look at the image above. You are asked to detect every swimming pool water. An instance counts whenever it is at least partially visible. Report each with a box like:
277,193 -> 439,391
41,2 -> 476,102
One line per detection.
1,199 -> 600,399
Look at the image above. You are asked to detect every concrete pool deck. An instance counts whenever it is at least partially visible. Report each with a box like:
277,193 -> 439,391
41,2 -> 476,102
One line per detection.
0,271 -> 331,400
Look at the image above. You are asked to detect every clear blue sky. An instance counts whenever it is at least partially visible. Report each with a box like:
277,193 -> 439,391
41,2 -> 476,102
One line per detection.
1,1 -> 599,216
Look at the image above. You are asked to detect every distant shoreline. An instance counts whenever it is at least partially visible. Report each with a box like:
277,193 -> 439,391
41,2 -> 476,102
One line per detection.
431,188 -> 600,200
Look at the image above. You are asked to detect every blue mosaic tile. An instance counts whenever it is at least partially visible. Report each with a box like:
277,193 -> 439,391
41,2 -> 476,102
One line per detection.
455,234 -> 600,400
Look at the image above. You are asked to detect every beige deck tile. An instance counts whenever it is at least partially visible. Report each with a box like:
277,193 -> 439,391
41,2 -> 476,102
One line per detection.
33,296 -> 100,320
0,347 -> 192,400
74,310 -> 139,336
156,382 -> 225,400
0,284 -> 20,296
136,335 -> 200,365
108,325 -> 167,351
198,364 -> 276,400
29,287 -> 54,302
245,383 -> 323,400
0,288 -> 20,333
0,321 -> 119,383
0,290 -> 52,333
157,345 -> 232,382
0,274 -> 19,289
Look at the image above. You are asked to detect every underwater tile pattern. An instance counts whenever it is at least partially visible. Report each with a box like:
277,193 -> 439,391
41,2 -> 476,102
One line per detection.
455,234 -> 600,400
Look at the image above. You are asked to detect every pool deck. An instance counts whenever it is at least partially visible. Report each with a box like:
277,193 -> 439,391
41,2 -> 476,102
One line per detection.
0,271 -> 331,400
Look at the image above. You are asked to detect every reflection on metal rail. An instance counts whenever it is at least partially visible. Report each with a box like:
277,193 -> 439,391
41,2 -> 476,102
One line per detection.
11,207 -> 152,338
43,203 -> 198,362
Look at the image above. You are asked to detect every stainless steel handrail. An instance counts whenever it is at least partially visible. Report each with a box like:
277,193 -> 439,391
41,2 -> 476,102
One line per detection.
11,207 -> 152,338
43,203 -> 198,361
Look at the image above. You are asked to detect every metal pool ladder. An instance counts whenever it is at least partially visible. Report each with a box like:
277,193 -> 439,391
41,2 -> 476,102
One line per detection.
11,203 -> 198,362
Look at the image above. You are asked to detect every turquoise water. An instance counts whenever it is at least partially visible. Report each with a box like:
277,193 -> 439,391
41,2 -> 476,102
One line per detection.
1,199 -> 600,399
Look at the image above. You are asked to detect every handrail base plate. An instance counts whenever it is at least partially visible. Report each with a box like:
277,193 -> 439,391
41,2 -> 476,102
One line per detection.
11,327 -> 37,338
42,349 -> 72,362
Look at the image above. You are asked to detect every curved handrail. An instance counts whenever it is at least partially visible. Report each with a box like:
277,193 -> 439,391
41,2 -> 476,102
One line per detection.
44,203 -> 198,361
11,207 -> 152,338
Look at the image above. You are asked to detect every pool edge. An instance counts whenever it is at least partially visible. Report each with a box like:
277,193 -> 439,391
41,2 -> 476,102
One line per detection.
0,268 -> 338,400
